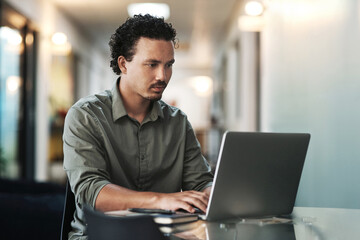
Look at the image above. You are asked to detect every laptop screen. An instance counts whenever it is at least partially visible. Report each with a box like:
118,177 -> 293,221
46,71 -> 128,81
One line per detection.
206,131 -> 310,221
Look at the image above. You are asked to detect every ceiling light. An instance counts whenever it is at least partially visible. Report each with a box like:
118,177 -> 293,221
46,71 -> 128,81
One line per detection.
245,1 -> 264,16
7,76 -> 21,93
127,3 -> 170,20
51,32 -> 72,55
190,76 -> 213,96
52,32 -> 67,45
0,27 -> 22,46
8,32 -> 22,46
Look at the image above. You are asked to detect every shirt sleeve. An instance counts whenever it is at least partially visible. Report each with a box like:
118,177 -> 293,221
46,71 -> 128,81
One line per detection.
182,119 -> 214,191
63,106 -> 111,208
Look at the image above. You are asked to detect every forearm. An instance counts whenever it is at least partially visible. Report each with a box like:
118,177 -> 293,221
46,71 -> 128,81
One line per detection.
95,183 -> 160,212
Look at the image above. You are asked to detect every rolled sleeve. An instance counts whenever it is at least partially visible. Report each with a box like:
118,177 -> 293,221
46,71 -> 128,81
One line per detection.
63,106 -> 111,207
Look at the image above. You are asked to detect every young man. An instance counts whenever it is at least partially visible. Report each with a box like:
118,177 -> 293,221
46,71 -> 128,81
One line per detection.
63,14 -> 213,239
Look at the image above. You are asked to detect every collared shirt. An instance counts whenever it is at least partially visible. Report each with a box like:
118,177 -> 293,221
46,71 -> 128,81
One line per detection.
63,78 -> 213,239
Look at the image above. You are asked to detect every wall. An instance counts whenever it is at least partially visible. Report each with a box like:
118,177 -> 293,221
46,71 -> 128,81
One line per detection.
261,0 -> 360,208
163,66 -> 213,130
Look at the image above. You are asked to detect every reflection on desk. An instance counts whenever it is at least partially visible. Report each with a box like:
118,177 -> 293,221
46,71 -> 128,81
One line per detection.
168,207 -> 360,240
169,220 -> 295,240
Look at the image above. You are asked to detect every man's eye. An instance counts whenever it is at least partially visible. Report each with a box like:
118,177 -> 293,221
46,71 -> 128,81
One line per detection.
166,63 -> 173,68
148,63 -> 157,67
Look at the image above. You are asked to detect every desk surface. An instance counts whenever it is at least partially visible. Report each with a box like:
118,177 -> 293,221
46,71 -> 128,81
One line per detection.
167,207 -> 360,240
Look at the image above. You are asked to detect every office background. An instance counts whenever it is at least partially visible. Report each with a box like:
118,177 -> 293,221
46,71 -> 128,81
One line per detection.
1,0 -> 359,211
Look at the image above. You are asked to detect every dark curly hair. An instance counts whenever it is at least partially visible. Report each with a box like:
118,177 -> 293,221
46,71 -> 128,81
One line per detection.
109,14 -> 177,75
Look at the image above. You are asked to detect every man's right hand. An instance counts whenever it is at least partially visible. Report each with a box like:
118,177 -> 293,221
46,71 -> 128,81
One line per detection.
155,190 -> 209,213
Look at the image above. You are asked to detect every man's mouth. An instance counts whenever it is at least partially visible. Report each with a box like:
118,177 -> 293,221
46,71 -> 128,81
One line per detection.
151,82 -> 167,92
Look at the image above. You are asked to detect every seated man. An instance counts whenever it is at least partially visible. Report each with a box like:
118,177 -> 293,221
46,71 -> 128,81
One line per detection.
63,14 -> 213,240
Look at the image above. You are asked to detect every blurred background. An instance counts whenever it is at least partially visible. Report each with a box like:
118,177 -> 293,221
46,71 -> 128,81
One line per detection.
0,0 -> 359,211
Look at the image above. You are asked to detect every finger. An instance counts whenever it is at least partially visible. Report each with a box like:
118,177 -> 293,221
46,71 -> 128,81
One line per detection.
188,199 -> 207,213
185,191 -> 209,206
175,201 -> 196,213
180,196 -> 208,213
183,191 -> 209,203
171,197 -> 202,213
166,191 -> 209,213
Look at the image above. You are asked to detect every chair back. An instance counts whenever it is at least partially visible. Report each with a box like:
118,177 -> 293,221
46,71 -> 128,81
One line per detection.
60,181 -> 76,240
84,206 -> 167,240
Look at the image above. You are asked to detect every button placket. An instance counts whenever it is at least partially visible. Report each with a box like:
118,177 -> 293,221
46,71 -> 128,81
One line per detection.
137,126 -> 148,189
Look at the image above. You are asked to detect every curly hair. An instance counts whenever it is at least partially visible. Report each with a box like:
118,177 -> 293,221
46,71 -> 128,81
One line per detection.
109,14 -> 177,75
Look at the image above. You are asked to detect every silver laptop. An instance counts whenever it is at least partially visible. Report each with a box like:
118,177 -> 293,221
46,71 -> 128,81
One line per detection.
203,131 -> 310,221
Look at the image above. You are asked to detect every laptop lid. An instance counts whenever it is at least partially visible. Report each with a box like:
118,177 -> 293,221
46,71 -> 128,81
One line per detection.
205,131 -> 310,221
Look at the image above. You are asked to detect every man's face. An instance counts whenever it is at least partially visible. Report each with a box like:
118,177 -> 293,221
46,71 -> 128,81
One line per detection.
121,37 -> 175,102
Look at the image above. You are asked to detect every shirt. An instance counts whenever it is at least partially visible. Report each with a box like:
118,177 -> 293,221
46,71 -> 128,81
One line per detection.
63,78 -> 213,240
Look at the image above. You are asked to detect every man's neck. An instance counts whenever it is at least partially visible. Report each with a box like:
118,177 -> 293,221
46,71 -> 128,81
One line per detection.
118,80 -> 151,124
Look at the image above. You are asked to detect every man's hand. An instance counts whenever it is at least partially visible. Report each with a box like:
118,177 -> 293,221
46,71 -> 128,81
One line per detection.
155,190 -> 209,213
202,186 -> 212,197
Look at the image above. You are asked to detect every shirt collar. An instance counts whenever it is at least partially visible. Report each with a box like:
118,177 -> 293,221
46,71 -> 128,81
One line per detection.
149,100 -> 164,121
111,77 -> 164,122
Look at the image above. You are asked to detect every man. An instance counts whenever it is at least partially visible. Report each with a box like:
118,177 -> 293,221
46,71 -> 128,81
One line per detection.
63,14 -> 213,239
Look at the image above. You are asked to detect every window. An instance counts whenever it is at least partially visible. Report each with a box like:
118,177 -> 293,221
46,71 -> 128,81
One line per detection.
0,3 -> 37,179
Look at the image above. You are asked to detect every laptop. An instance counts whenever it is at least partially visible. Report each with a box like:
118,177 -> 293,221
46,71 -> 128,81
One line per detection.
202,131 -> 310,221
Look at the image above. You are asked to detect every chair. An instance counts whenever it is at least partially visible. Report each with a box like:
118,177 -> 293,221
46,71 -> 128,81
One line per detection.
60,181 -> 76,240
84,206 -> 168,240
0,178 -> 65,240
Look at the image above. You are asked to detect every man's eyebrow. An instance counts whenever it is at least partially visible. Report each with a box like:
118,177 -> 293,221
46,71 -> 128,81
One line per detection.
144,59 -> 175,64
144,59 -> 161,63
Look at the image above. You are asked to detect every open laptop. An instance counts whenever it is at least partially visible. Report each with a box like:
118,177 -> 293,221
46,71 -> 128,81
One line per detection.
202,131 -> 310,221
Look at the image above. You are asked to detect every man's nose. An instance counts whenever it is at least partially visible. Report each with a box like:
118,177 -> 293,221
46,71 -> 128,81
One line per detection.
156,66 -> 166,81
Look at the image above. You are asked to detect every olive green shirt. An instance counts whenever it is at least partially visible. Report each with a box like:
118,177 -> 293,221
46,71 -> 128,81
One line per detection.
63,78 -> 213,239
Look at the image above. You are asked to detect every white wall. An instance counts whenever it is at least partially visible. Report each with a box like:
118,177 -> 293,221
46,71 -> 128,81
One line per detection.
163,65 -> 213,130
214,0 -> 360,209
261,0 -> 360,208
5,0 -> 112,181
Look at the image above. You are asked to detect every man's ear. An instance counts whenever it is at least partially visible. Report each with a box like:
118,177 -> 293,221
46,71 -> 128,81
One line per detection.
118,56 -> 127,74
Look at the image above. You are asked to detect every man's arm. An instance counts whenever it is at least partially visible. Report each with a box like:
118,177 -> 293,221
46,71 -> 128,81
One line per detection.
95,183 -> 210,213
181,120 -> 214,192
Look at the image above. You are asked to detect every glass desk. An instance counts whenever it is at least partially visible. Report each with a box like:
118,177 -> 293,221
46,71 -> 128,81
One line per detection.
167,207 -> 360,240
